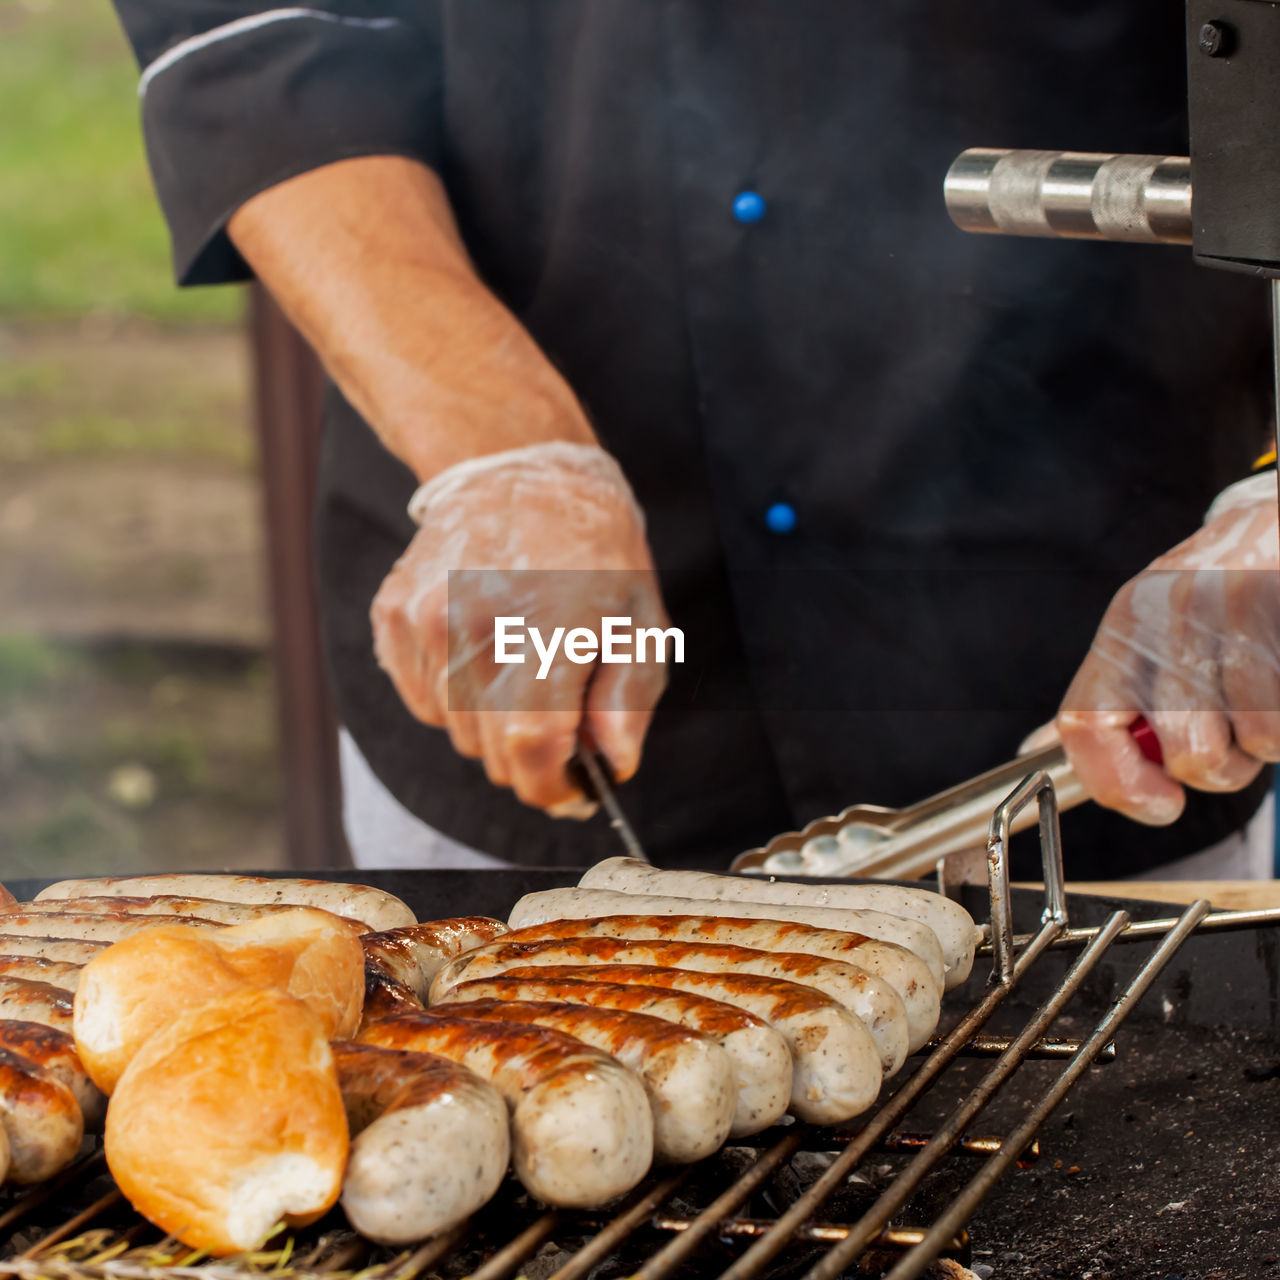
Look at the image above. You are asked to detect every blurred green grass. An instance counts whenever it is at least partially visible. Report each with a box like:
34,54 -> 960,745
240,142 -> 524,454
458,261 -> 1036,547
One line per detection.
0,0 -> 239,324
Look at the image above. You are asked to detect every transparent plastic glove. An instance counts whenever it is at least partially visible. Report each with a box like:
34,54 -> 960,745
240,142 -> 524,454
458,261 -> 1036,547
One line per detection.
370,442 -> 669,816
1055,471 -> 1280,825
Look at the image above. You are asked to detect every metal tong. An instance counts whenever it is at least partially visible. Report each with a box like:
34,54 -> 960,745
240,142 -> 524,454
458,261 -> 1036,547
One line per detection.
730,720 -> 1162,881
574,744 -> 649,863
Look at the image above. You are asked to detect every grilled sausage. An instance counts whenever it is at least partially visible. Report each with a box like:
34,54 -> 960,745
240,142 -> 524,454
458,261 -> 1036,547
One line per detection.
579,859 -> 980,989
35,877 -> 416,932
433,997 -> 735,1163
0,979 -> 74,1033
361,918 -> 509,1001
0,913 -> 219,943
0,958 -> 81,991
0,1048 -> 83,1183
0,937 -> 106,964
15,896 -> 364,931
360,1009 -> 653,1206
504,914 -> 933,1056
509,887 -> 946,992
332,1042 -> 509,1243
442,975 -> 791,1137
499,963 -> 881,1124
433,935 -> 906,1077
362,961 -> 424,1026
0,1021 -> 105,1131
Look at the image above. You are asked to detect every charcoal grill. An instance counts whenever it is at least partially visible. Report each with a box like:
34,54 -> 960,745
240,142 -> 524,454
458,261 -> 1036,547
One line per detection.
2,768 -> 1279,1280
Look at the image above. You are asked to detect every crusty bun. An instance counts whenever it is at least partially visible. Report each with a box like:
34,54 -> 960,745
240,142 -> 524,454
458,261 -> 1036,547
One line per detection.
106,987 -> 348,1255
74,909 -> 364,1094
213,909 -> 364,1040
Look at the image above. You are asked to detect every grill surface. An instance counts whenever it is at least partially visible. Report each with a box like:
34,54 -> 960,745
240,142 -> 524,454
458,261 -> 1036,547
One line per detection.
2,778 -> 1278,1280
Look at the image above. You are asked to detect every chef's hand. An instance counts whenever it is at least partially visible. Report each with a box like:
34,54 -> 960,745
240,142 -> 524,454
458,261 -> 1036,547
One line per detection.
371,441 -> 669,816
1054,471 -> 1280,825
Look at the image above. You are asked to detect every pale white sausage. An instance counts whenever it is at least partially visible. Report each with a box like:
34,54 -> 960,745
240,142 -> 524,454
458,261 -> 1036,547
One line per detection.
35,877 -> 415,932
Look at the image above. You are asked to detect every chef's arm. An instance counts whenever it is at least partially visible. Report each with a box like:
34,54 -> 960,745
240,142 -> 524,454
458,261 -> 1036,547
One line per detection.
228,156 -> 596,482
110,3 -> 667,813
227,158 -> 666,810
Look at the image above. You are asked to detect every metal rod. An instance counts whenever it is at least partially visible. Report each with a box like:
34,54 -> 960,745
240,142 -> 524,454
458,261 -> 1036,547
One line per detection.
696,916 -> 1063,1280
18,1189 -> 125,1259
467,1212 -> 560,1280
985,904 -> 1280,954
885,898 -> 1213,1280
799,909 -> 1131,1280
726,1129 -> 1041,1163
0,1152 -> 107,1239
630,1127 -> 810,1280
918,1033 -> 1115,1063
650,1216 -> 967,1253
944,148 -> 1192,244
987,769 -> 1066,986
547,1172 -> 689,1280
383,1226 -> 470,1280
575,745 -> 649,863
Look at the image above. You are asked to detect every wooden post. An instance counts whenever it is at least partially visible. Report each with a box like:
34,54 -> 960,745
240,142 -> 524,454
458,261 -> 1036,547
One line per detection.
248,284 -> 350,867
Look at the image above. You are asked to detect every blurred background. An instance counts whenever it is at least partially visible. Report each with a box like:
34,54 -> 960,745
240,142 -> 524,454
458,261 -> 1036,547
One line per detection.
0,0 -> 284,876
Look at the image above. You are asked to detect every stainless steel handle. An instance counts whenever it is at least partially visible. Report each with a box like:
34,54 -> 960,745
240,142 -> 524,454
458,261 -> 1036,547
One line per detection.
945,148 -> 1192,245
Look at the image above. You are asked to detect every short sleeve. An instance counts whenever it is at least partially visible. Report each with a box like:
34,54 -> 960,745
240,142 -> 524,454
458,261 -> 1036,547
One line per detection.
111,2 -> 441,285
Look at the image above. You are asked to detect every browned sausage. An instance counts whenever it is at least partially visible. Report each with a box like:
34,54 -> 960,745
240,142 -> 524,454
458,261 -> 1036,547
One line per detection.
331,1042 -> 508,1243
495,962 -> 881,1124
13,896 -> 362,931
0,913 -> 219,942
0,1020 -> 104,1130
360,918 -> 509,1002
440,974 -> 790,1136
0,1048 -> 83,1182
433,996 -> 734,1162
431,934 -> 901,1076
503,913 -> 932,1056
0,958 -> 82,991
0,979 -> 74,1033
362,961 -> 423,1026
359,1009 -> 652,1206
0,937 -> 106,964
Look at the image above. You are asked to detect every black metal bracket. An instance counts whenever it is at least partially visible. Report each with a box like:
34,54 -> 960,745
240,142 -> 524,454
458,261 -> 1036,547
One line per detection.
1186,0 -> 1280,277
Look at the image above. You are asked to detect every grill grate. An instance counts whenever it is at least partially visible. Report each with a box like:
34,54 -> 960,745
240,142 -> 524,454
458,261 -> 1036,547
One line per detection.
1,766 -> 1272,1280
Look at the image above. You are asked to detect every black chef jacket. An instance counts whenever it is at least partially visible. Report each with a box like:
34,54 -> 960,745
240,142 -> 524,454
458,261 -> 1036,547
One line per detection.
114,0 -> 1275,877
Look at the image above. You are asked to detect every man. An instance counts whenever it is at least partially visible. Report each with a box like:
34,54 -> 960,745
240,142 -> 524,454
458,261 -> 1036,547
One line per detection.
112,1 -> 1280,876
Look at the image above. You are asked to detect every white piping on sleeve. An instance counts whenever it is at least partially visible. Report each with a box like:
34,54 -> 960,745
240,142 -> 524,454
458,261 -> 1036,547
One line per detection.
138,8 -> 403,97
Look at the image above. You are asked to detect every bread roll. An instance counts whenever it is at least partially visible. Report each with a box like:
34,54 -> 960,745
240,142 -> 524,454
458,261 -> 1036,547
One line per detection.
106,987 -> 348,1255
75,908 -> 364,1094
213,909 -> 365,1039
